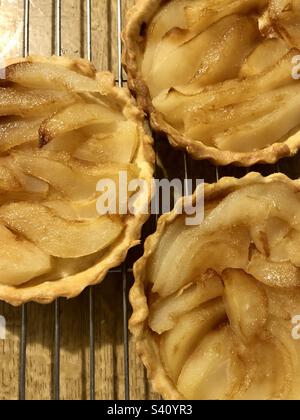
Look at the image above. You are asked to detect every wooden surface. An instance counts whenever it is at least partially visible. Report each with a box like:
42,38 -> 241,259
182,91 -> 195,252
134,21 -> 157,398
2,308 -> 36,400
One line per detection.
0,0 -> 160,401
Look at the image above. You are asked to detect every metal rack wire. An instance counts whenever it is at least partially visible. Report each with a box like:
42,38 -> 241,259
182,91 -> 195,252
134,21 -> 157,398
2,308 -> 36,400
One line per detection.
4,0 -> 287,401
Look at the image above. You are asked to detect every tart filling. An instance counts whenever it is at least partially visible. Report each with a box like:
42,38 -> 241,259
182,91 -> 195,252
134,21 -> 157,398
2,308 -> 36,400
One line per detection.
131,173 -> 300,400
0,56 -> 154,306
124,0 -> 300,165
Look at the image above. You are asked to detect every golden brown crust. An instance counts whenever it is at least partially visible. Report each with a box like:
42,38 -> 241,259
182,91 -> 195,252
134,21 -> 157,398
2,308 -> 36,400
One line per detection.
130,172 -> 300,400
123,0 -> 300,166
0,55 -> 154,306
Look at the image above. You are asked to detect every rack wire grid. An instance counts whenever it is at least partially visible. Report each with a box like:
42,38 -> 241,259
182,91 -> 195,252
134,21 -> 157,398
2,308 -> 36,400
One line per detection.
1,0 -> 300,401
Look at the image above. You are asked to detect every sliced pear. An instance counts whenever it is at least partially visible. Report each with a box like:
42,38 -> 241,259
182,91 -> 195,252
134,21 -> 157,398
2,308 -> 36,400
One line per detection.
152,50 -> 298,129
174,15 -> 261,95
147,14 -> 260,97
0,202 -> 124,258
160,299 -> 226,382
185,86 -> 292,143
151,226 -> 250,298
0,224 -> 52,286
142,0 -> 190,77
236,339 -> 291,400
0,117 -> 42,153
223,269 -> 268,343
39,103 -> 124,146
177,326 -> 243,400
4,61 -> 102,93
247,249 -> 300,288
43,130 -> 85,153
0,161 -> 21,192
74,121 -> 138,164
149,270 -> 224,334
12,150 -> 138,201
44,199 -> 98,220
0,87 -> 77,117
269,0 -> 300,49
214,88 -> 300,152
184,0 -> 267,32
240,38 -> 289,77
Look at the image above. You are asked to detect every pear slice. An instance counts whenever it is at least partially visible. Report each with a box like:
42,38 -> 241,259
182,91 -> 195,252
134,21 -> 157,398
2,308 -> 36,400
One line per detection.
152,50 -> 298,129
160,299 -> 226,382
236,336 -> 293,400
247,249 -> 300,288
0,202 -> 124,258
12,150 -> 138,201
173,15 -> 261,95
269,0 -> 300,49
151,226 -> 250,298
0,87 -> 77,117
0,117 -> 42,153
149,270 -> 224,334
147,14 -> 260,97
222,269 -> 268,343
0,224 -> 52,286
177,326 -> 244,400
240,38 -> 289,77
4,61 -> 102,93
185,86 -> 292,143
74,121 -> 138,164
39,103 -> 124,146
151,225 -> 250,298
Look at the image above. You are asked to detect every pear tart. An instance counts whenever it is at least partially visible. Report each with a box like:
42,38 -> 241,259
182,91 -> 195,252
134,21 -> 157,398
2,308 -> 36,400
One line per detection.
131,173 -> 300,400
0,56 -> 154,306
124,0 -> 300,166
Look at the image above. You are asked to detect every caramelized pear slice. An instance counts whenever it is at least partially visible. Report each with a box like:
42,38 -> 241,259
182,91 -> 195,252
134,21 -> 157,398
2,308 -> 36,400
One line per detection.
12,150 -> 138,201
236,336 -> 293,400
0,202 -> 124,258
184,0 -> 267,32
177,327 -> 243,400
214,89 -> 300,152
185,87 -> 291,143
74,121 -> 138,164
0,117 -> 42,153
174,15 -> 261,95
240,38 -> 289,77
223,269 -> 268,343
39,103 -> 124,145
269,0 -> 300,49
147,15 -> 260,97
0,87 -> 77,117
0,224 -> 51,286
0,162 -> 20,192
153,49 -> 297,124
247,249 -> 300,288
151,227 -> 249,298
4,62 -> 102,93
149,270 -> 224,334
160,299 -> 226,382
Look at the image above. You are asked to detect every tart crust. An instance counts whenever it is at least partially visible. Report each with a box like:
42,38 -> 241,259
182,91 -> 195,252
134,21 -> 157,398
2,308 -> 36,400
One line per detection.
130,172 -> 300,400
123,0 -> 300,166
0,55 -> 154,306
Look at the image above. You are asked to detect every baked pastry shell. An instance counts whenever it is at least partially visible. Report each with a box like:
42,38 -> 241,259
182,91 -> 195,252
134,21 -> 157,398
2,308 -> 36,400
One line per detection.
0,55 -> 154,306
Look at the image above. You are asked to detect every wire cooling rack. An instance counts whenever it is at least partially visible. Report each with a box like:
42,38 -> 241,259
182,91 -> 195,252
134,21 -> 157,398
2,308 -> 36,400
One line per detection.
1,0 -> 300,401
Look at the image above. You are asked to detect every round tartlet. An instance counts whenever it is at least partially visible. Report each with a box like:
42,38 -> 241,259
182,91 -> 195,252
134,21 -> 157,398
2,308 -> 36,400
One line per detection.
131,173 -> 300,400
0,55 -> 154,306
124,0 -> 300,166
